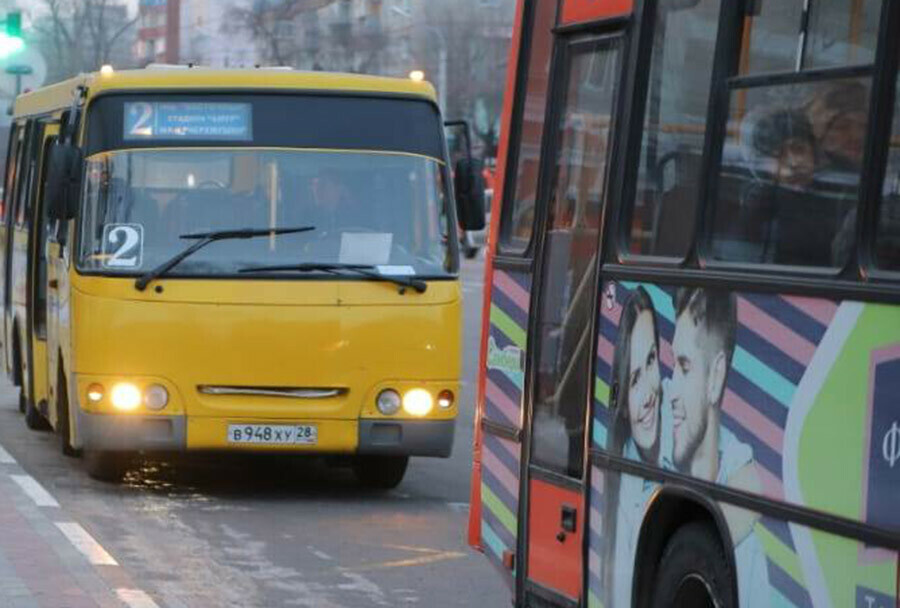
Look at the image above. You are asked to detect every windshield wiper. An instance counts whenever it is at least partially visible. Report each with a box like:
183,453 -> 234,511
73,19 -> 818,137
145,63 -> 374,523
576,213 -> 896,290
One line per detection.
240,262 -> 428,294
134,226 -> 316,291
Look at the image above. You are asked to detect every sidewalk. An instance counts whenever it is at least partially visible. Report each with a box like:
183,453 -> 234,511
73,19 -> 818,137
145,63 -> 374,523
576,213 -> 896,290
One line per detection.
0,444 -> 157,608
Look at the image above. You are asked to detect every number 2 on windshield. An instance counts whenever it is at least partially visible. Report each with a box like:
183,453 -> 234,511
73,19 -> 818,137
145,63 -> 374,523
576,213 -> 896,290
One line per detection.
102,224 -> 144,269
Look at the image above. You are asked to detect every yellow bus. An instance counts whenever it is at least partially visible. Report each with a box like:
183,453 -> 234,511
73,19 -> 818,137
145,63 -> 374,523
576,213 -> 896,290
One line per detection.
2,67 -> 481,484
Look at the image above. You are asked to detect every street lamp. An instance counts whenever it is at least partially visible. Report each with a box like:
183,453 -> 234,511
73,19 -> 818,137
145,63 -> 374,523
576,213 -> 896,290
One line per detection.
390,5 -> 447,113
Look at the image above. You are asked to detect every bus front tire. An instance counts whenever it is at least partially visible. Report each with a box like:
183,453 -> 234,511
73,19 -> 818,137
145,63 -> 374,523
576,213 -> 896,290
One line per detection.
650,522 -> 735,608
352,455 -> 409,490
57,372 -> 79,457
84,450 -> 130,483
24,393 -> 51,432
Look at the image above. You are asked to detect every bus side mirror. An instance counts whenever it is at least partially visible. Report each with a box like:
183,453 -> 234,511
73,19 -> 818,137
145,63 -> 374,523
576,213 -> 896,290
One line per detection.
46,143 -> 83,221
454,157 -> 486,232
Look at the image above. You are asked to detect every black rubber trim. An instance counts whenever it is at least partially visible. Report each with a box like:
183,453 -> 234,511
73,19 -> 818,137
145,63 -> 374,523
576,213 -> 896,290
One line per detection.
482,418 -> 522,443
528,464 -> 583,493
591,449 -> 900,551
601,263 -> 900,303
553,14 -> 631,36
523,580 -> 579,608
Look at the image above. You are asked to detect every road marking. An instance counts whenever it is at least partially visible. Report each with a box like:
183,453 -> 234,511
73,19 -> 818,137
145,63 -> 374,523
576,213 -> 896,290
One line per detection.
446,501 -> 469,513
10,474 -> 60,507
117,589 -> 160,608
0,443 -> 15,464
55,522 -> 118,566
347,544 -> 466,572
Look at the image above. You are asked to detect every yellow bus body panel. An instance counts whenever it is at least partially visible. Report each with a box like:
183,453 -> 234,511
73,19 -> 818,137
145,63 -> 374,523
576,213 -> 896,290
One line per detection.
70,274 -> 461,452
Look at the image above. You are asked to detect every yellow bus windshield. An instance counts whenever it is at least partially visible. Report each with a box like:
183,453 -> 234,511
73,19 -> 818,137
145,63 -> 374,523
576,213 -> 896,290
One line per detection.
77,149 -> 453,278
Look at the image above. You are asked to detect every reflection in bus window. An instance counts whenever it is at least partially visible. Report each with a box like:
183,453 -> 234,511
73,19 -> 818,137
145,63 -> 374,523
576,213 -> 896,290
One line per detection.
531,39 -> 620,479
805,0 -> 881,69
500,0 -> 557,252
625,0 -> 721,258
741,0 -> 881,75
710,78 -> 871,267
877,80 -> 900,270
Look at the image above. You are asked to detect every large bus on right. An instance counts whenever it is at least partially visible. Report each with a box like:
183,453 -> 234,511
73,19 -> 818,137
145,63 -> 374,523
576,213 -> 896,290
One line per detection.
467,0 -> 900,606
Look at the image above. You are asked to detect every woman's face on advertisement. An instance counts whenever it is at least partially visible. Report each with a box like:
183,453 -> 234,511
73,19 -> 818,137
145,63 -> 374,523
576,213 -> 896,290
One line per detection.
628,310 -> 661,455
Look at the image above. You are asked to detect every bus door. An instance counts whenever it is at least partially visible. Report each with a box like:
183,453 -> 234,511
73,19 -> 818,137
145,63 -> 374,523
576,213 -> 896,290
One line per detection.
28,125 -> 59,422
1,124 -> 21,377
522,33 -> 623,605
11,119 -> 49,419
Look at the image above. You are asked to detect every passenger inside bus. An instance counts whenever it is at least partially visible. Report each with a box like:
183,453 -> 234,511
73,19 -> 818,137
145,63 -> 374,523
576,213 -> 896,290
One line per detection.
711,79 -> 871,268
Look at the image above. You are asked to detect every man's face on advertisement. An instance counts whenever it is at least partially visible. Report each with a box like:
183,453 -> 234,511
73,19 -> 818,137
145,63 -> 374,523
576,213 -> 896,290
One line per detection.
628,310 -> 661,460
671,312 -> 711,472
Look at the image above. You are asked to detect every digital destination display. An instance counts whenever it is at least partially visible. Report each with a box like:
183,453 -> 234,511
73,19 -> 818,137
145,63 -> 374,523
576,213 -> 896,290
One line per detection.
124,102 -> 252,141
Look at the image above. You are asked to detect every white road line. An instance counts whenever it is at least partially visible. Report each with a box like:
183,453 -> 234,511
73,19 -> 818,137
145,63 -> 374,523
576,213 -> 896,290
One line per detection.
10,474 -> 60,507
116,588 -> 160,608
54,522 -> 118,566
0,443 -> 15,464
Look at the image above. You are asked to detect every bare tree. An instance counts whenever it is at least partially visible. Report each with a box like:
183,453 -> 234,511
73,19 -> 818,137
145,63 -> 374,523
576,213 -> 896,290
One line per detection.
32,0 -> 138,83
225,0 -> 339,67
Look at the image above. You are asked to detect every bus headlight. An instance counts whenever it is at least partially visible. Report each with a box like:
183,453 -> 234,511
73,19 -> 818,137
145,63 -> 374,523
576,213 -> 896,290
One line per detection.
110,383 -> 141,411
376,389 -> 402,415
144,385 -> 169,411
403,389 -> 433,417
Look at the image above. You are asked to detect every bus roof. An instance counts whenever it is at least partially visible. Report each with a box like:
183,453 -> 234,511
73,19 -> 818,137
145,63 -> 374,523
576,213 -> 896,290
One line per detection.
13,67 -> 438,118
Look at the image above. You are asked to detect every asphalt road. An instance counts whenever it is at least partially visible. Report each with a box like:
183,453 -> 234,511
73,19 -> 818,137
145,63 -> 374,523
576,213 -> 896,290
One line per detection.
0,256 -> 510,608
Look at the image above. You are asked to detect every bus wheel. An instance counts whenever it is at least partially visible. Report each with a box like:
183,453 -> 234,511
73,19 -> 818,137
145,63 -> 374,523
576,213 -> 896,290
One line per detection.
23,372 -> 51,431
352,455 -> 409,490
84,450 -> 130,483
57,371 -> 79,457
650,522 -> 734,608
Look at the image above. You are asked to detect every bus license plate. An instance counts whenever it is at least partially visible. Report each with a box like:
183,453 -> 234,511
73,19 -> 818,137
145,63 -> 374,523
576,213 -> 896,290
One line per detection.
227,424 -> 318,446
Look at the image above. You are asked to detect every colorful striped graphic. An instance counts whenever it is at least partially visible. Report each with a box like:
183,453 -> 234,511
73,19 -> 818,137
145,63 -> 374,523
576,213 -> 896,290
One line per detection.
590,282 -> 840,607
587,466 -> 606,608
481,270 -> 531,586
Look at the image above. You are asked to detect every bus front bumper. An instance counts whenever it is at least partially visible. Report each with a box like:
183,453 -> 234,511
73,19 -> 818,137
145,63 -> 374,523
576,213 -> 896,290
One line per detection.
74,411 -> 455,457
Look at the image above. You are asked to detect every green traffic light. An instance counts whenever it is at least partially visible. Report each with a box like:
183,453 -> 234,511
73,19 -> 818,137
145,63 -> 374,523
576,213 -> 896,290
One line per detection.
5,12 -> 20,38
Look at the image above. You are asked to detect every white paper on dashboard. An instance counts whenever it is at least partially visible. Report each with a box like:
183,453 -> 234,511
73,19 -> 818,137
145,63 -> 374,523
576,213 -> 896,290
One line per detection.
377,265 -> 416,276
339,232 -> 393,265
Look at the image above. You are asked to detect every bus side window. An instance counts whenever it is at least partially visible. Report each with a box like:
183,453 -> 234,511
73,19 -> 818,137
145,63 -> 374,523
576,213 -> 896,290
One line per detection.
2,124 -> 21,224
498,0 -> 557,254
12,122 -> 32,229
621,0 -> 722,259
876,77 -> 900,270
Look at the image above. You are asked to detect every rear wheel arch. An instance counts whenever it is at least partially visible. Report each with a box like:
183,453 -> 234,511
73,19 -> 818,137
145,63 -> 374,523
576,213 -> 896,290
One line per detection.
632,485 -> 738,608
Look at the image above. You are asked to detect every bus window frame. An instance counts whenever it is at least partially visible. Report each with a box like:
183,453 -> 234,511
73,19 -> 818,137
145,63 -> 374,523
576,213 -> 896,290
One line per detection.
496,0 -> 562,258
862,0 -> 900,280
697,1 -> 895,283
605,0 -> 900,297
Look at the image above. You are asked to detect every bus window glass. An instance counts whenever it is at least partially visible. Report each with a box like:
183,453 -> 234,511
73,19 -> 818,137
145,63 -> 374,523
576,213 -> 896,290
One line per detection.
532,39 -> 620,478
742,2 -> 803,75
78,149 -> 452,277
710,77 -> 871,267
741,0 -> 881,75
805,0 -> 880,69
625,0 -> 721,258
2,126 -> 20,222
500,0 -> 557,252
876,79 -> 900,270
